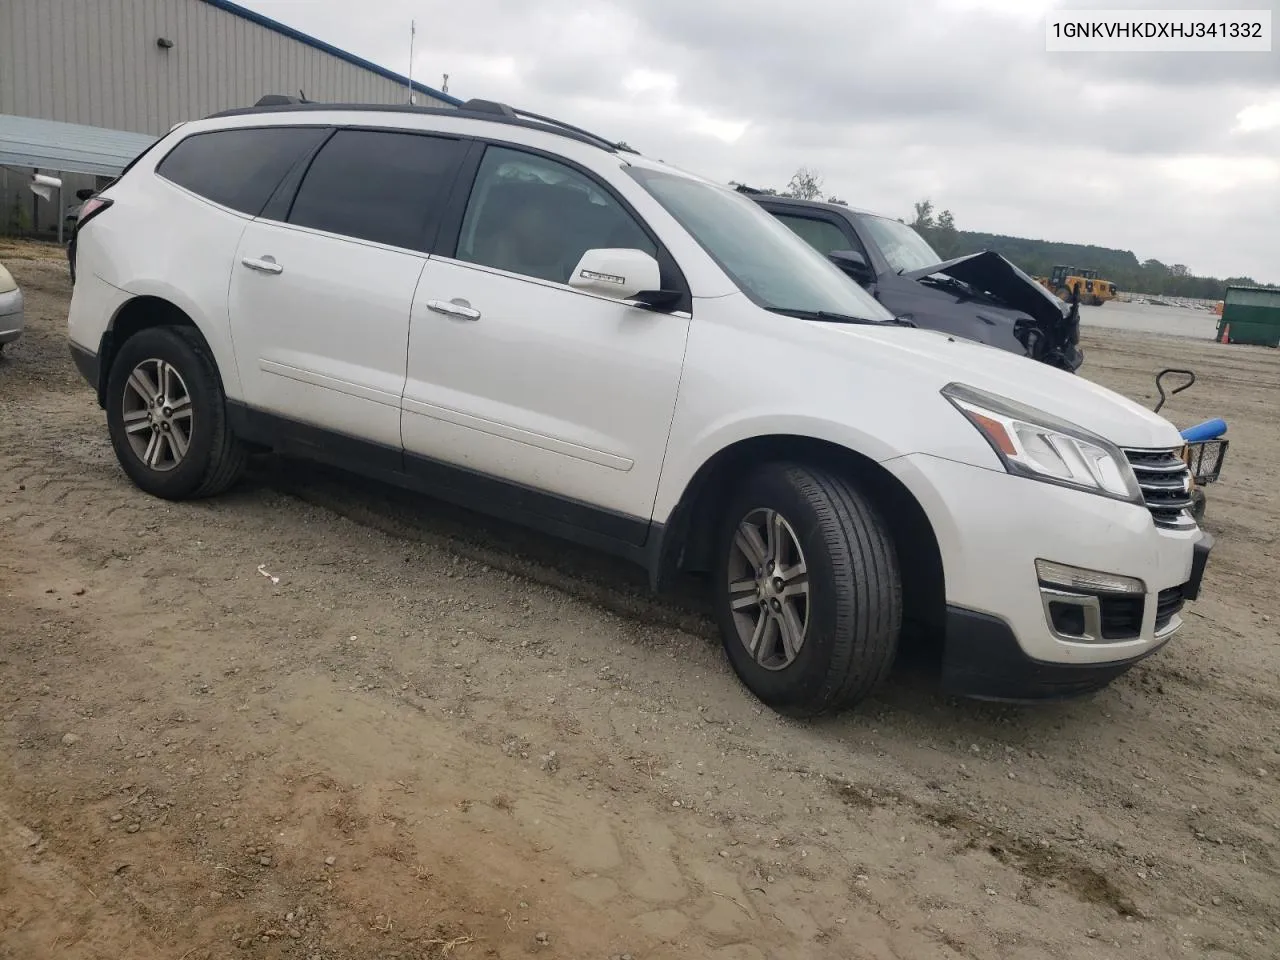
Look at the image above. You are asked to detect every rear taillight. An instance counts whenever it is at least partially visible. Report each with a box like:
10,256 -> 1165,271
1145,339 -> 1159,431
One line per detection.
77,196 -> 113,227
68,195 -> 113,283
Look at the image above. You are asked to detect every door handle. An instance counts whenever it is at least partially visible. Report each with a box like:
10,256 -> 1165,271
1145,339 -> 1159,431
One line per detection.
427,298 -> 480,321
241,255 -> 283,275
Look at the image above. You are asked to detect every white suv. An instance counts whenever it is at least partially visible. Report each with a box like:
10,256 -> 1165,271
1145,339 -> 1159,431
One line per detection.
66,96 -> 1212,716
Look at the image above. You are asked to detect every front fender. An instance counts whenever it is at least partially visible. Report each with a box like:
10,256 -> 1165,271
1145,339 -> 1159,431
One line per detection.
653,411 -> 920,525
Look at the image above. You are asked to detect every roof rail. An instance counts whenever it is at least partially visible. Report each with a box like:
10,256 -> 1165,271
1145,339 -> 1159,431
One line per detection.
459,98 -> 518,119
459,98 -> 639,154
213,95 -> 639,156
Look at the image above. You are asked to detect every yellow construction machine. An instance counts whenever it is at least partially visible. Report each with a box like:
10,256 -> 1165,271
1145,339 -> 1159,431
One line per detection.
1035,265 -> 1117,306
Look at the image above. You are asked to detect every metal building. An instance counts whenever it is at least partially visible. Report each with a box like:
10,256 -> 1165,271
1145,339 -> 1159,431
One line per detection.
1,0 -> 458,238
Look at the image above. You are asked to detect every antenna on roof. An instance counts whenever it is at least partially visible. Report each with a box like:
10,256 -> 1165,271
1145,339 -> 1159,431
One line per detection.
407,20 -> 416,105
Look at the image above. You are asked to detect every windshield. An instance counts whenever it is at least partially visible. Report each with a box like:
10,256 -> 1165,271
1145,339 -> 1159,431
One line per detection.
626,167 -> 895,322
858,214 -> 944,274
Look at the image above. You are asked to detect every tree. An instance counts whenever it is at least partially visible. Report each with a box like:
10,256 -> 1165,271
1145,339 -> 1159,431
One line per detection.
782,167 -> 824,201
827,195 -> 849,206
910,199 -> 935,232
933,209 -> 958,258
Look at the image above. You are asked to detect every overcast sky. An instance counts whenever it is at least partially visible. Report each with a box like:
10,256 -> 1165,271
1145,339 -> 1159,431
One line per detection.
239,0 -> 1279,282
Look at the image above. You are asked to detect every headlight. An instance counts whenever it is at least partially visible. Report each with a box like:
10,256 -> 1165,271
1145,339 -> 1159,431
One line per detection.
942,382 -> 1142,504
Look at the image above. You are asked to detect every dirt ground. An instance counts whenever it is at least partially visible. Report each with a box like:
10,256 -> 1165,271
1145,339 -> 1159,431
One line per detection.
1,251 -> 1277,960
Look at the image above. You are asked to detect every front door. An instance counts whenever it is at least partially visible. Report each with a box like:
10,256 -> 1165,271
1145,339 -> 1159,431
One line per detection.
402,144 -> 691,540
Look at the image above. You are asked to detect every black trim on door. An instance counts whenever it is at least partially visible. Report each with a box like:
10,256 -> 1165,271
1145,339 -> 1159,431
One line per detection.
431,138 -> 488,260
259,127 -> 336,222
226,402 -> 655,561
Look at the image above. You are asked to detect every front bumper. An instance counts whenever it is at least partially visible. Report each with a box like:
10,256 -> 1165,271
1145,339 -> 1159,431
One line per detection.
0,287 -> 23,344
941,606 -> 1168,700
943,532 -> 1211,700
883,453 -> 1210,695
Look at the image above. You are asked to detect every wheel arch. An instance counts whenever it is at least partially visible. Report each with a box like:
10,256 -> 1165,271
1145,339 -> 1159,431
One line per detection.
95,295 -> 217,407
650,434 -> 946,645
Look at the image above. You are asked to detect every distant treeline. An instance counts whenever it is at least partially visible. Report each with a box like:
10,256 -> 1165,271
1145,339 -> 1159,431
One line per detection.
744,172 -> 1274,300
908,199 -> 1275,300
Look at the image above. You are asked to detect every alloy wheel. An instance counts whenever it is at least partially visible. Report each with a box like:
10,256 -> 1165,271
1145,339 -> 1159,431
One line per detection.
121,358 -> 194,472
726,507 -> 810,671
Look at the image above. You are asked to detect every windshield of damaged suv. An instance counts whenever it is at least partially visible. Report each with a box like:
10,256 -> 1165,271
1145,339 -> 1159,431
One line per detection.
858,214 -> 944,274
626,167 -> 895,323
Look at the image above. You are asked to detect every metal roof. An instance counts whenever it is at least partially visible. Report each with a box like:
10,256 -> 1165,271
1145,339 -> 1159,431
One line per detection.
0,114 -> 158,177
199,0 -> 461,106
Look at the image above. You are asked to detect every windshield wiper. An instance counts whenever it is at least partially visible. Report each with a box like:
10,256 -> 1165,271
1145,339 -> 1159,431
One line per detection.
767,307 -> 877,326
920,274 -> 972,295
767,307 -> 915,327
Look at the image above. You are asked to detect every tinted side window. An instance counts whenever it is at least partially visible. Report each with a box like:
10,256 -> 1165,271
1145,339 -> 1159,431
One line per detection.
455,145 -> 657,286
156,127 -> 327,216
774,213 -> 853,258
287,129 -> 465,251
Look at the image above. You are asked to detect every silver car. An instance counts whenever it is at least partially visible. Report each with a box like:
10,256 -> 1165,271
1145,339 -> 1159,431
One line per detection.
0,262 -> 23,353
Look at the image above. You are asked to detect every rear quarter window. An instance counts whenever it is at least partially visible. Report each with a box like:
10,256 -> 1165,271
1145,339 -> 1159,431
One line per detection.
155,126 -> 328,216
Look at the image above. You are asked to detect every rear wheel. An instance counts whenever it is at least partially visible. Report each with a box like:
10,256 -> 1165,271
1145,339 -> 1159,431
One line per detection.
712,462 -> 902,717
105,325 -> 246,500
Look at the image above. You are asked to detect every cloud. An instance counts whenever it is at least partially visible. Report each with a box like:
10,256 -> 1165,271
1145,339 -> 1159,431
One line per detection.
237,0 -> 1279,282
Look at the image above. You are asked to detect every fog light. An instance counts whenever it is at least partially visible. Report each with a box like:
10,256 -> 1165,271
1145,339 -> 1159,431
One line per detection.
1048,600 -> 1087,636
1035,560 -> 1145,595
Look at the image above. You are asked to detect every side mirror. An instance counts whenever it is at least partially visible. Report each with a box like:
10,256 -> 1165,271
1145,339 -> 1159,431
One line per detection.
568,248 -> 663,302
829,249 -> 874,284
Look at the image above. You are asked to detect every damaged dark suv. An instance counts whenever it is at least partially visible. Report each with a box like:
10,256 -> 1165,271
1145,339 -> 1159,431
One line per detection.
745,191 -> 1083,372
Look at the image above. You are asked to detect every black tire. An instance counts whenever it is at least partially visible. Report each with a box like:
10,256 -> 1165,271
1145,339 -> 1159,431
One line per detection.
711,462 -> 902,717
105,325 -> 246,500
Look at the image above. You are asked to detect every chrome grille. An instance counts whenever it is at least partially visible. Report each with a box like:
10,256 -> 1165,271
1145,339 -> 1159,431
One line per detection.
1154,585 -> 1185,632
1124,448 -> 1196,529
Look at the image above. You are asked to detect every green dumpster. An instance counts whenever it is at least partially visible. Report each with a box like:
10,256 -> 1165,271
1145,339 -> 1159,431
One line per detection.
1217,286 -> 1280,346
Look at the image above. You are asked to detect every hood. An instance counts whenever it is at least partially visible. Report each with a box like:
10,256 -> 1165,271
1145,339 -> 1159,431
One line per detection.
832,323 -> 1183,450
902,251 -> 1080,365
0,263 -> 15,295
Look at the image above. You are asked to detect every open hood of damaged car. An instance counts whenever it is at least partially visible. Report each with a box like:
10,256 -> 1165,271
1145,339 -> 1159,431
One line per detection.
901,249 -> 1082,371
901,250 -> 1075,332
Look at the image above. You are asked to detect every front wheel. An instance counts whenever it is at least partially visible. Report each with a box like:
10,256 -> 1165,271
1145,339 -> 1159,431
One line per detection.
104,325 -> 246,500
712,463 -> 902,717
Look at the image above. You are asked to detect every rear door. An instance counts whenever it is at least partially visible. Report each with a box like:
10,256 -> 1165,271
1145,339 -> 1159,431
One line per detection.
228,127 -> 468,457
